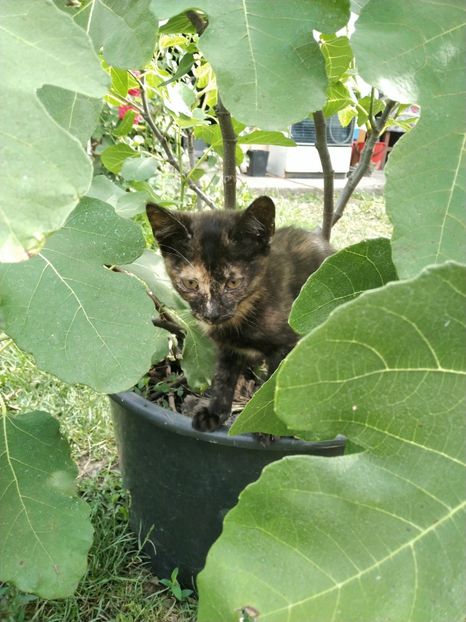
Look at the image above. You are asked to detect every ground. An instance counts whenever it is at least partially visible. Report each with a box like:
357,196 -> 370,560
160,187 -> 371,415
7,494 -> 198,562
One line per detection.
0,191 -> 390,622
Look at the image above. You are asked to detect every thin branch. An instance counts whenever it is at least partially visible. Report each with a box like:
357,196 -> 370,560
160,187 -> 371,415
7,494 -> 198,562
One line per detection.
312,111 -> 334,241
186,128 -> 202,210
333,99 -> 397,227
113,265 -> 185,339
368,87 -> 376,131
130,72 -> 217,210
215,95 -> 237,209
186,10 -> 236,210
152,317 -> 185,340
145,290 -> 184,340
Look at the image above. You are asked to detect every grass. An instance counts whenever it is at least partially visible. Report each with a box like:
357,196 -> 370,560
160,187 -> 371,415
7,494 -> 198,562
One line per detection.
0,191 -> 390,621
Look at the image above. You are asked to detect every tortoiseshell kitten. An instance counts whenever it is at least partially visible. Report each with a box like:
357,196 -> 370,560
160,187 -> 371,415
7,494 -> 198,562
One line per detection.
146,197 -> 332,432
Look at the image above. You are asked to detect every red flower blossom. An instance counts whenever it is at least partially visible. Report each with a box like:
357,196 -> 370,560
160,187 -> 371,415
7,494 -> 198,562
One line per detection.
118,105 -> 141,124
128,88 -> 141,97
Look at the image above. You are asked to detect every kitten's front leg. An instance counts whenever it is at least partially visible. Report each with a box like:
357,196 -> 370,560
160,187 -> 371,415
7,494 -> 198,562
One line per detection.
189,349 -> 244,432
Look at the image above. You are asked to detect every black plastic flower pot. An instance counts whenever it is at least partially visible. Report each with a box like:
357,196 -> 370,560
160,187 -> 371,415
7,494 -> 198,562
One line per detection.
247,149 -> 269,176
109,391 -> 345,588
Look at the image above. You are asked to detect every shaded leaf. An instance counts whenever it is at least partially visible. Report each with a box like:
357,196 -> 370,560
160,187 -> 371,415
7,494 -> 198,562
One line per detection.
111,68 -> 129,97
173,309 -> 215,391
121,157 -> 157,181
119,249 -> 187,310
157,0 -> 350,129
290,238 -> 397,335
0,411 -> 93,598
229,369 -> 289,437
159,12 -> 196,34
113,110 -> 137,137
0,0 -> 108,261
159,52 -> 195,87
100,143 -> 137,174
74,0 -> 158,68
38,85 -> 102,146
87,175 -> 125,207
115,191 -> 148,218
0,198 -> 156,393
238,131 -> 296,147
352,0 -> 466,277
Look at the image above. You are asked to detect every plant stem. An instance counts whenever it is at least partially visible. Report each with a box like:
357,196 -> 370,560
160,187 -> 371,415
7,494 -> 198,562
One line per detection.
215,95 -> 237,209
186,128 -> 202,210
185,10 -> 237,210
333,99 -> 397,227
145,291 -> 185,340
131,72 -> 217,210
368,87 -> 376,131
312,111 -> 334,241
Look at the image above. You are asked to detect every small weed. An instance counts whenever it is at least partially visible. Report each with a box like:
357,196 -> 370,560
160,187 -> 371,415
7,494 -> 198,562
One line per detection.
160,569 -> 193,603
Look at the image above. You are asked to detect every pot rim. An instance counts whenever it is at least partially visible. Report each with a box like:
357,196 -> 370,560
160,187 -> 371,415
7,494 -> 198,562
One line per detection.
109,391 -> 345,452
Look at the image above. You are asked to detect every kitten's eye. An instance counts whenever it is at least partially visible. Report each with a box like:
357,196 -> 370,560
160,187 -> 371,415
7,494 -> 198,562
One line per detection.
180,277 -> 199,291
226,277 -> 242,290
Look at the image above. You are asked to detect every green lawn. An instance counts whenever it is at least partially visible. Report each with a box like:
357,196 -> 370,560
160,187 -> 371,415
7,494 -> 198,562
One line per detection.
0,192 -> 390,622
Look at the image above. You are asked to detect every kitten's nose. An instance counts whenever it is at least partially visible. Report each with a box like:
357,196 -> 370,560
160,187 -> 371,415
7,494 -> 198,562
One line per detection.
204,308 -> 222,323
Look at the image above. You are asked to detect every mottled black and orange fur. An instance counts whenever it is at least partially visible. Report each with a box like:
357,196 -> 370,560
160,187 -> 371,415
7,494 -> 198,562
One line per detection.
146,197 -> 332,432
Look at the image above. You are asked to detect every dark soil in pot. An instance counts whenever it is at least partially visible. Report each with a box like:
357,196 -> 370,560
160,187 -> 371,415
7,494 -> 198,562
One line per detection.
110,387 -> 345,589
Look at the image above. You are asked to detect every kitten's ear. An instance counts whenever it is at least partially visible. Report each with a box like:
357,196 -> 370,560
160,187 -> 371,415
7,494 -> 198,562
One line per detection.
237,196 -> 275,242
146,204 -> 191,247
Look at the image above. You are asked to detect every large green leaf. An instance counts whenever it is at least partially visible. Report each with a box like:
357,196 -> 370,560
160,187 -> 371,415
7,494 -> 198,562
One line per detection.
199,263 -> 466,621
37,85 -> 103,147
0,198 -> 156,393
0,0 -> 108,261
74,0 -> 158,68
157,0 -> 350,129
278,262 -> 466,436
352,0 -> 466,278
290,238 -> 397,335
0,410 -> 93,598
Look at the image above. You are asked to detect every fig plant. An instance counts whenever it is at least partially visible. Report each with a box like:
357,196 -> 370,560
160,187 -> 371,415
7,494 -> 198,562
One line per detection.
0,1 -> 464,621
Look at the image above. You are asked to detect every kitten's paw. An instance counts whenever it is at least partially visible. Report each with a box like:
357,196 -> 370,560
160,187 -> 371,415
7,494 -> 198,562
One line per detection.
181,394 -> 208,417
182,395 -> 223,432
192,408 -> 221,432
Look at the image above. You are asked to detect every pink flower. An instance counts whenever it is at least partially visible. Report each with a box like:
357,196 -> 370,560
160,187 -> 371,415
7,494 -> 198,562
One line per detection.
128,88 -> 141,97
118,105 -> 141,124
